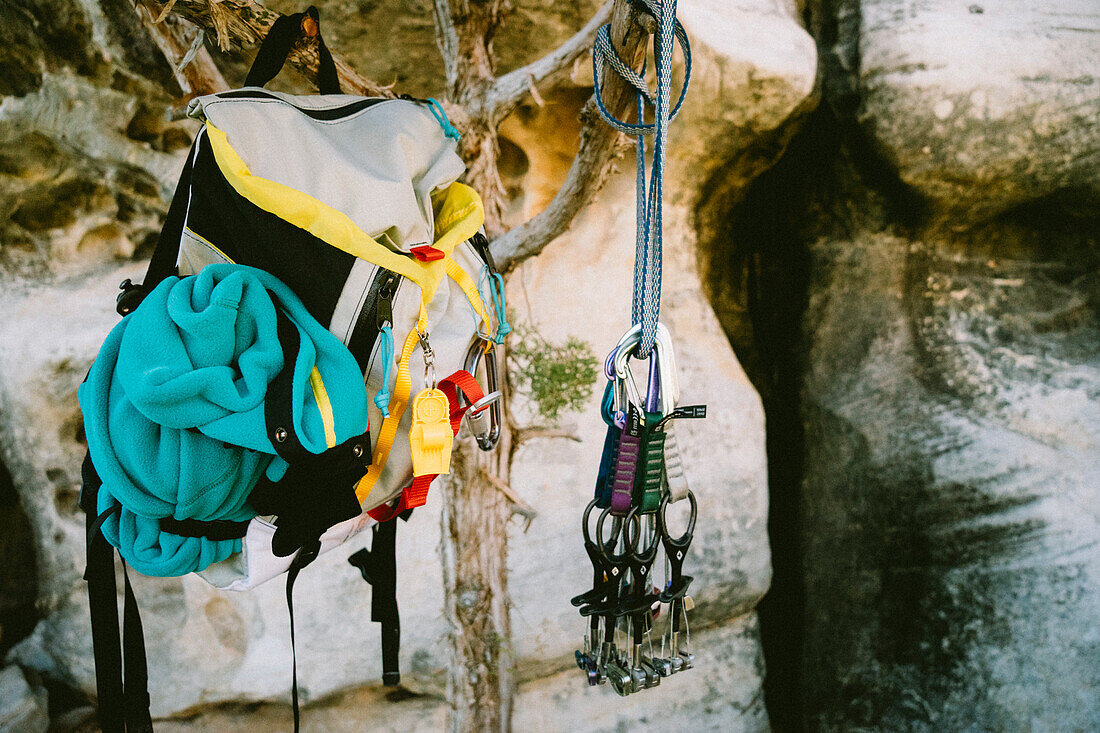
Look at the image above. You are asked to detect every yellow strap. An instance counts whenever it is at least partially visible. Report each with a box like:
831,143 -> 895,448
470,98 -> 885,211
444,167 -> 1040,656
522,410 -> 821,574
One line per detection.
356,305 -> 427,503
307,367 -> 337,449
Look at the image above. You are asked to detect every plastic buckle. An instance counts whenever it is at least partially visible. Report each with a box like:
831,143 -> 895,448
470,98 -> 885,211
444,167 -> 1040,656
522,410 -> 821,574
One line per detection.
115,278 -> 146,316
410,245 -> 446,262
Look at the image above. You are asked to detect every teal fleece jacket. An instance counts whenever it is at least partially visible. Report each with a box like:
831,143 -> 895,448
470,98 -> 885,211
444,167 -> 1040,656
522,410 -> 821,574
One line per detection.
79,264 -> 369,576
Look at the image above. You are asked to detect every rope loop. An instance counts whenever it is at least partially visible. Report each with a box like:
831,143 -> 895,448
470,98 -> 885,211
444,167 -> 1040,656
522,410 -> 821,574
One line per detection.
591,0 -> 690,358
591,9 -> 692,138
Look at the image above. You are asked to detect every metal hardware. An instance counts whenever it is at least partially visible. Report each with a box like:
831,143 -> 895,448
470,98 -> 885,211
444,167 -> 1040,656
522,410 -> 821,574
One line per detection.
461,337 -> 502,450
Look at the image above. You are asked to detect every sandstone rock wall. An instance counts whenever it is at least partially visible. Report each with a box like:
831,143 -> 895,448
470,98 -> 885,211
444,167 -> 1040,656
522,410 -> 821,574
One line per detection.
706,0 -> 1100,729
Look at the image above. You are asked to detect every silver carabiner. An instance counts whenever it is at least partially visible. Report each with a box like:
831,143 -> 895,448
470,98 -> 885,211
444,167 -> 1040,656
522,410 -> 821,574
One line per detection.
462,336 -> 502,451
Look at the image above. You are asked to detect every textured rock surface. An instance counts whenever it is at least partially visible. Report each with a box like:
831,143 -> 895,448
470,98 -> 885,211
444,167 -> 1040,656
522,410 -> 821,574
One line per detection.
858,0 -> 1100,216
801,199 -> 1100,731
0,665 -> 48,733
0,0 -> 817,726
705,0 -> 1100,729
150,618 -> 767,732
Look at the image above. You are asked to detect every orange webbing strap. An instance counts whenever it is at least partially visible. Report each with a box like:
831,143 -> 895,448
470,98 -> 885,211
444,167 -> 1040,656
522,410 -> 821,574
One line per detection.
368,370 -> 484,522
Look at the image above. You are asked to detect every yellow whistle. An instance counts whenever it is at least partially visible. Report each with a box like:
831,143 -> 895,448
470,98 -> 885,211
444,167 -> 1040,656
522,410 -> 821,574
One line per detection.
409,387 -> 453,476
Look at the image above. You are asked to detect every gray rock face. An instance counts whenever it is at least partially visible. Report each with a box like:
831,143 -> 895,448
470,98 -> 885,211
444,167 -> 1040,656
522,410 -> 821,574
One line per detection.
0,665 -> 48,733
706,0 -> 1100,727
858,0 -> 1100,217
801,202 -> 1100,731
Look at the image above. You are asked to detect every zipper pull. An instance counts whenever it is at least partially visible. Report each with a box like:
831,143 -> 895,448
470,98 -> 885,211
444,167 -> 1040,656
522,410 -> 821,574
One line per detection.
471,232 -> 498,274
376,277 -> 395,330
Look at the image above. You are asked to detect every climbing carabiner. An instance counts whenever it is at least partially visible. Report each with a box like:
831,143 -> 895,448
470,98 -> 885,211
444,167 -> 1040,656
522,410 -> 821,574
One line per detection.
461,336 -> 502,451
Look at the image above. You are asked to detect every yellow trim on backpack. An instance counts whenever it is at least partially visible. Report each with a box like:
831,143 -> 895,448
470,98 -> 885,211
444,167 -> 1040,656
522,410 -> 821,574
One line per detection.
203,124 -> 485,308
308,367 -> 337,449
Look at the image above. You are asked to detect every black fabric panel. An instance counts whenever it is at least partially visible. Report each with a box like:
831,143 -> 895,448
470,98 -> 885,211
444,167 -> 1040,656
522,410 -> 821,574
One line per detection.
185,139 -> 354,326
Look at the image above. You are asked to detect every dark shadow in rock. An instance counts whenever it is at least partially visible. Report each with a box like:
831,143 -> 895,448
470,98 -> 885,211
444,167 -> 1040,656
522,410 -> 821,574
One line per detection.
0,452 -> 39,660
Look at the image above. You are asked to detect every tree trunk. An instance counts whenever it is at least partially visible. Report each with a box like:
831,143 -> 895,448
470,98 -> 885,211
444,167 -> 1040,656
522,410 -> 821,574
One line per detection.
440,349 -> 515,732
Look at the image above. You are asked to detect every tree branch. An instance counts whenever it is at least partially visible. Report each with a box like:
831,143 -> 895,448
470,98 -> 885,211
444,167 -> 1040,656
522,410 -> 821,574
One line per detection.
484,1 -> 611,124
479,469 -> 537,526
141,0 -> 395,97
135,6 -> 228,99
431,0 -> 460,93
490,0 -> 650,272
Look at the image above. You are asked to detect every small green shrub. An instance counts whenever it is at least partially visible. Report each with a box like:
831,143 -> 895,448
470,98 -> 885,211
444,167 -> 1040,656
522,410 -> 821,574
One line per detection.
509,325 -> 599,424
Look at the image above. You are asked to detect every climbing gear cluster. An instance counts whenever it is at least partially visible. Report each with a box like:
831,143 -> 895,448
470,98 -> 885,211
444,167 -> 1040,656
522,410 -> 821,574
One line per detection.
575,0 -> 702,696
572,326 -> 705,695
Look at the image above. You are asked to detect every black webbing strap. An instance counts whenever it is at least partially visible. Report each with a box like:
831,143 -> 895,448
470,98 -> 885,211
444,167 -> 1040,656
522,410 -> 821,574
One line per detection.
347,518 -> 401,686
244,7 -> 342,95
117,143 -> 196,316
121,568 -> 153,733
81,455 -> 154,733
248,307 -> 367,557
159,516 -> 250,541
285,541 -> 320,733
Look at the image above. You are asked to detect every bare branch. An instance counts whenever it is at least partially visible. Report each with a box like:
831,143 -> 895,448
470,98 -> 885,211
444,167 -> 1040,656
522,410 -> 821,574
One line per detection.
480,469 -> 537,527
484,1 -> 612,124
431,0 -> 460,93
135,6 -> 228,98
491,0 -> 650,271
141,0 -> 395,97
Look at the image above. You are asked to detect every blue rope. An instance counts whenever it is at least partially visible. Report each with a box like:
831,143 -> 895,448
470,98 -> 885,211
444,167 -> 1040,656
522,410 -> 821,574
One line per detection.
479,265 -> 512,345
592,0 -> 691,358
373,325 -> 394,417
426,97 -> 461,140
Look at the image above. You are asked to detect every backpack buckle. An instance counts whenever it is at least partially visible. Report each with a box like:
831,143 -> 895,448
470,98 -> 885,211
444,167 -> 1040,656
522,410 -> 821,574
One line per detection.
115,279 -> 146,317
409,245 -> 445,262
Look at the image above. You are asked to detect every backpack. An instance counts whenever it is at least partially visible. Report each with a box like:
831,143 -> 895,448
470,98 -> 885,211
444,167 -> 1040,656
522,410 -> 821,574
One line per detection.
79,8 -> 508,731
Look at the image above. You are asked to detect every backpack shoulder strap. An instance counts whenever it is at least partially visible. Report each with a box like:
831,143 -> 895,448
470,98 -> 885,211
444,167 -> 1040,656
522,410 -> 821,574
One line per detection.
81,455 -> 153,733
116,141 -> 198,316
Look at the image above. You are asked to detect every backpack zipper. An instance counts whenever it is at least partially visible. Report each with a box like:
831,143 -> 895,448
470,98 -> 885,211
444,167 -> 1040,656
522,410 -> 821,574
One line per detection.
347,268 -> 400,373
215,89 -> 391,121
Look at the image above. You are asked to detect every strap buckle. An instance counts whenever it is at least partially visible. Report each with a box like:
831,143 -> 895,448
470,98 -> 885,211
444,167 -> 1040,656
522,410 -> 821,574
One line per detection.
115,279 -> 147,317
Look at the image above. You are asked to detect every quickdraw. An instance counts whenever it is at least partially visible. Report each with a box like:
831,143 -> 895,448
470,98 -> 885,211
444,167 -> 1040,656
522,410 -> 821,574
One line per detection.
573,325 -> 705,695
573,0 -> 704,696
